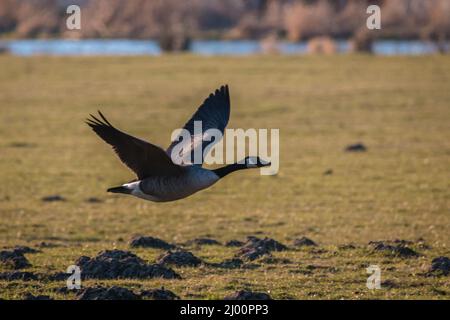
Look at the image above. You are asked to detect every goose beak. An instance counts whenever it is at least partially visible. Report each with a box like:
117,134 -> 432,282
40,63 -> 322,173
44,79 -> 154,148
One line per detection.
107,186 -> 131,194
260,160 -> 271,167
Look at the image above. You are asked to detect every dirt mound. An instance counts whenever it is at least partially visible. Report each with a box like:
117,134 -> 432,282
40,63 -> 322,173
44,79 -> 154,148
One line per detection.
76,250 -> 180,279
387,238 -> 431,249
225,240 -> 245,247
129,236 -> 175,250
247,236 -> 288,251
157,250 -> 202,267
345,143 -> 367,152
23,293 -> 53,300
338,244 -> 357,250
36,242 -> 62,248
0,271 -> 38,281
369,241 -> 419,258
259,257 -> 292,264
0,249 -> 31,269
416,238 -> 431,249
224,290 -> 272,300
9,142 -> 35,148
381,280 -> 399,289
41,195 -> 66,202
46,272 -> 71,281
140,288 -> 180,300
8,246 -> 40,255
77,286 -> 140,300
185,238 -> 221,246
293,237 -> 317,247
236,245 -> 270,261
54,286 -> 80,294
390,239 -> 414,245
235,236 -> 287,261
428,256 -> 450,276
85,197 -> 103,203
212,258 -> 244,269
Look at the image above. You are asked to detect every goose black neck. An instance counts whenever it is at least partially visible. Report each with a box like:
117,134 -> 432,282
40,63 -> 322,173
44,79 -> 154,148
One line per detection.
212,163 -> 247,178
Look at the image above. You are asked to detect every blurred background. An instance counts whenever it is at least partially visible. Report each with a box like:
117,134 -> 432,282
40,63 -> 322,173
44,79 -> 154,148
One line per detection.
0,0 -> 449,56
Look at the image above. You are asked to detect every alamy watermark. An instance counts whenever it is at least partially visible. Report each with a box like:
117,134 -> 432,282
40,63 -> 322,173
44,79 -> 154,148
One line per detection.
169,121 -> 279,175
366,265 -> 381,290
66,265 -> 81,290
367,5 -> 381,30
66,5 -> 81,30
65,4 -> 380,32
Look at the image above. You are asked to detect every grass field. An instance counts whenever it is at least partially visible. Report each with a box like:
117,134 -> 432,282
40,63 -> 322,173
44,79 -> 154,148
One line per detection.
0,54 -> 449,299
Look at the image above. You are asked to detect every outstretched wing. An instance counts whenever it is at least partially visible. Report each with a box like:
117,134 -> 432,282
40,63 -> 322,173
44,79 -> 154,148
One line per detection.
86,111 -> 182,179
166,85 -> 231,166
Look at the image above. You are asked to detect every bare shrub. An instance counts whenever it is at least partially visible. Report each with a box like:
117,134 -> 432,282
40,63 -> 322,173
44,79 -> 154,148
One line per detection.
334,0 -> 368,38
284,0 -> 334,41
0,0 -> 449,44
227,0 -> 284,40
424,0 -> 450,52
307,36 -> 337,55
307,36 -> 337,54
0,0 -> 60,38
0,0 -> 17,33
260,32 -> 280,54
349,29 -> 373,53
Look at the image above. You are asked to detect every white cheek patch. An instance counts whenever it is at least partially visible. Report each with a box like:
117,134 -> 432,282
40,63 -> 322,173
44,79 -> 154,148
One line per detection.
246,156 -> 259,167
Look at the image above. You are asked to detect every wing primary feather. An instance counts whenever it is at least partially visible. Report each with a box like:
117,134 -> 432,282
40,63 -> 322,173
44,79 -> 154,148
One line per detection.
89,114 -> 106,126
98,110 -> 113,126
86,111 -> 182,179
165,84 -> 231,166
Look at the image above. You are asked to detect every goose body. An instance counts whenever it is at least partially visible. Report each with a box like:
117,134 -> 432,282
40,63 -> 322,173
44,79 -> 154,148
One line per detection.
86,85 -> 269,202
125,167 -> 219,202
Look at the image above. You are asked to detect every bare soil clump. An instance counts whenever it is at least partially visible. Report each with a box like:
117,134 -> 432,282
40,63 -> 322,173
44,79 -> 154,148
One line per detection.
129,236 -> 176,250
369,241 -> 419,258
157,250 -> 203,267
235,236 -> 287,261
23,293 -> 53,300
345,143 -> 367,152
224,290 -> 272,300
0,271 -> 38,281
293,237 -> 317,247
428,256 -> 450,276
0,249 -> 31,269
77,286 -> 140,300
140,287 -> 180,300
184,238 -> 221,246
225,240 -> 245,247
76,250 -> 180,279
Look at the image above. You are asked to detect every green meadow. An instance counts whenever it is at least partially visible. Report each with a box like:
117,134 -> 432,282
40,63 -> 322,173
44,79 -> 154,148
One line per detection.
0,54 -> 449,299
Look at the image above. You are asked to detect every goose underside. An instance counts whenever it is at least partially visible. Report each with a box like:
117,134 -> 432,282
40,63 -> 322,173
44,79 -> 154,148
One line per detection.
136,169 -> 219,202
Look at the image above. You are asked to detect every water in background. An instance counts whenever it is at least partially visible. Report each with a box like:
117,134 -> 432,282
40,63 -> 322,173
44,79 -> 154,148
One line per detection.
0,39 -> 446,56
2,39 -> 161,56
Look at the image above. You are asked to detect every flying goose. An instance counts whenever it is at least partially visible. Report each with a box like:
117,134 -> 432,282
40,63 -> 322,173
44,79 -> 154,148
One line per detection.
86,85 -> 270,202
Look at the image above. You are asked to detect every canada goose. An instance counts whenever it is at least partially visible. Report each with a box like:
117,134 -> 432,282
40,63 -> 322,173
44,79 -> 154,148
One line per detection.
86,85 -> 270,202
